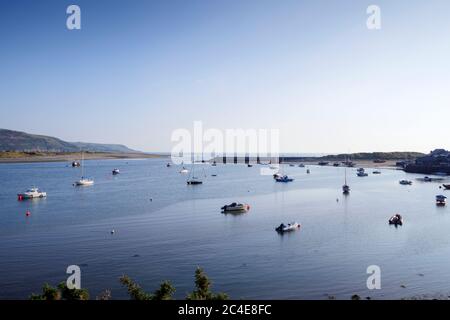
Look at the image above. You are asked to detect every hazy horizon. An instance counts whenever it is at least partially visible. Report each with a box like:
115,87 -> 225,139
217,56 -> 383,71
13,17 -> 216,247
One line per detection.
1,0 -> 450,154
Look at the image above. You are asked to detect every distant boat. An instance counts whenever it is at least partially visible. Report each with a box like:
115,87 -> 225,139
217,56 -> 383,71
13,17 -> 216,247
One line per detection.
318,161 -> 329,166
298,164 -> 305,168
247,164 -> 253,167
424,176 -> 432,182
333,162 -> 340,167
399,180 -> 413,185
72,161 -> 80,167
74,152 -> 94,186
389,214 -> 403,226
112,169 -> 120,175
442,184 -> 450,190
275,222 -> 301,233
211,161 -> 217,166
275,175 -> 294,183
18,187 -> 47,200
221,202 -> 250,213
436,195 -> 447,206
372,170 -> 381,174
357,168 -> 368,177
179,167 -> 189,174
306,169 -> 310,174
166,163 -> 171,167
187,158 -> 203,185
342,167 -> 350,194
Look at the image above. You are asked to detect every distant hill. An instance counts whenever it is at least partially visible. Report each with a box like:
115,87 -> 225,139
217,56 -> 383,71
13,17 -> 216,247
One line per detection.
0,129 -> 139,153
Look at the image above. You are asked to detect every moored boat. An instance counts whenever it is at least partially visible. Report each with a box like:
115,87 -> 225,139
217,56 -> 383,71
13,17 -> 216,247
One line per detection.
275,175 -> 294,182
399,180 -> 412,185
436,195 -> 447,206
17,187 -> 47,200
112,168 -> 120,175
275,222 -> 301,233
221,202 -> 250,213
388,214 -> 403,225
442,184 -> 450,190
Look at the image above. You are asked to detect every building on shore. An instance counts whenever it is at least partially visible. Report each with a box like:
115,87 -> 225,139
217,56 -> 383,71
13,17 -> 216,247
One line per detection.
404,149 -> 450,175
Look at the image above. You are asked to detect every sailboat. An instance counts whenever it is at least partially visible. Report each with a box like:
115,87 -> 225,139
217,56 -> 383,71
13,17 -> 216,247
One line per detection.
342,166 -> 350,194
74,152 -> 94,186
187,156 -> 203,185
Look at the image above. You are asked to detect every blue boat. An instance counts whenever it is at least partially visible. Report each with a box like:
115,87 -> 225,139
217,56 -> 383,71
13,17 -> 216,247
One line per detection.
275,175 -> 294,182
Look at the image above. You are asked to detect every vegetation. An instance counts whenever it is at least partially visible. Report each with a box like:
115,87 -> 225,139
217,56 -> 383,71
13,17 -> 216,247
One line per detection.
31,267 -> 226,301
30,282 -> 89,300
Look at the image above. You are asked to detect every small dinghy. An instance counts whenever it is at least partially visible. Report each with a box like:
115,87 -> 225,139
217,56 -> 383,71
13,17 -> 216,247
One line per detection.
247,164 -> 253,167
18,187 -> 47,200
442,184 -> 450,190
275,175 -> 294,182
112,169 -> 120,175
399,180 -> 412,185
187,178 -> 202,185
221,202 -> 250,213
436,195 -> 447,206
342,184 -> 350,194
275,222 -> 301,233
373,170 -> 381,174
166,163 -> 171,167
389,214 -> 403,226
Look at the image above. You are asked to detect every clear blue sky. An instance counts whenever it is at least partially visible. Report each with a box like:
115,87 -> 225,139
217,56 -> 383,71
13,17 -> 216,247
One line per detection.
1,0 -> 449,153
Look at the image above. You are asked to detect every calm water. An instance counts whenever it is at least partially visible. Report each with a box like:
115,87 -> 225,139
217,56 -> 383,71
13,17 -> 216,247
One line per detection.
1,158 -> 450,300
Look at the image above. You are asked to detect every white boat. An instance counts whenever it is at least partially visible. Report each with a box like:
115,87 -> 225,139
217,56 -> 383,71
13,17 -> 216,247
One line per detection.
18,187 -> 47,199
74,152 -> 94,186
389,214 -> 403,225
112,169 -> 120,175
187,159 -> 203,185
75,178 -> 94,186
399,180 -> 412,185
221,202 -> 250,213
179,167 -> 189,174
275,222 -> 301,233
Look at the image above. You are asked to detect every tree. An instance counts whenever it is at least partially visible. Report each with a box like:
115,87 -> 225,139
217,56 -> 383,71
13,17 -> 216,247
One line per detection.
186,267 -> 228,300
119,276 -> 175,300
30,282 -> 89,300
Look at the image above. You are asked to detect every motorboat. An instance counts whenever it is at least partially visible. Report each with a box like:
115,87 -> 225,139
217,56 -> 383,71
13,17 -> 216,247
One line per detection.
357,168 -> 365,173
247,164 -> 253,167
357,170 -> 368,177
275,222 -> 301,233
18,187 -> 47,200
372,170 -> 381,174
399,180 -> 412,185
187,177 -> 202,185
388,214 -> 403,226
72,161 -> 80,167
275,175 -> 294,182
342,184 -> 350,194
112,169 -> 120,175
298,164 -> 305,168
221,202 -> 250,213
442,184 -> 450,190
436,195 -> 447,206
75,177 -> 94,186
424,176 -> 432,182
179,167 -> 189,174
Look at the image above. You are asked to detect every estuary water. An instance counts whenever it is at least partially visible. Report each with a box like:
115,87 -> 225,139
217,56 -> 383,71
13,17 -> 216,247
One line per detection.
1,158 -> 450,299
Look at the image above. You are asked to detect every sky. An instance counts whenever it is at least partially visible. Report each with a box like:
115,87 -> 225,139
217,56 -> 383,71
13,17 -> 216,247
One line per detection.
1,0 -> 450,153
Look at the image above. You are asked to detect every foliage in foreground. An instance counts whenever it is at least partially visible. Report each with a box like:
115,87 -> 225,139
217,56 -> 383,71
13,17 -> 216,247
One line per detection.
30,267 -> 228,300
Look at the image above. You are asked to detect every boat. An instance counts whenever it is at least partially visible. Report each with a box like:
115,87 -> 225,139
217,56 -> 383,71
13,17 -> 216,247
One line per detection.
275,175 -> 294,182
72,161 -> 80,167
112,169 -> 120,175
211,161 -> 217,166
221,202 -> 250,213
298,164 -> 305,168
388,214 -> 403,225
333,162 -> 340,167
372,170 -> 381,174
247,164 -> 253,167
357,169 -> 368,177
17,187 -> 47,200
179,167 -> 189,174
306,169 -> 310,174
289,164 -> 295,167
74,152 -> 94,186
318,161 -> 329,166
424,176 -> 432,182
342,167 -> 350,194
166,163 -> 171,167
399,180 -> 412,185
442,184 -> 450,190
436,195 -> 447,206
187,158 -> 203,185
275,222 -> 301,233
273,173 -> 282,179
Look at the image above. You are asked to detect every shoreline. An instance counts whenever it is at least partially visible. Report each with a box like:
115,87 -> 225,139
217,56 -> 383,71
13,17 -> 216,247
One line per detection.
0,152 -> 168,164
